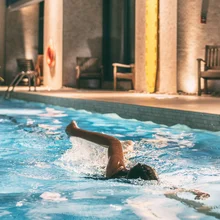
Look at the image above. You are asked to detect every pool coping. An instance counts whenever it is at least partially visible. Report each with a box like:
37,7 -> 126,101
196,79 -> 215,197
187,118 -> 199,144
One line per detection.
3,91 -> 220,132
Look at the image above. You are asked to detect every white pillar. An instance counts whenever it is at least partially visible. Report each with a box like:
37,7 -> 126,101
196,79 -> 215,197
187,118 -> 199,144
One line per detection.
135,0 -> 147,92
158,0 -> 177,93
44,0 -> 63,89
0,0 -> 6,79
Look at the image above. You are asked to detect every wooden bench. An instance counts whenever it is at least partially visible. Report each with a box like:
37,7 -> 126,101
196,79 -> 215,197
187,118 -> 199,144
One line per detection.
197,45 -> 220,95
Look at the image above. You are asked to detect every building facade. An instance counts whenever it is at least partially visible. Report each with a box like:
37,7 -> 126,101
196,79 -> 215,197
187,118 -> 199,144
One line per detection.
0,0 -> 219,94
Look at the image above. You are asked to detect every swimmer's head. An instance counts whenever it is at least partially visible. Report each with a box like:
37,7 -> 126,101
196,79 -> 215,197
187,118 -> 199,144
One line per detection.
127,163 -> 158,181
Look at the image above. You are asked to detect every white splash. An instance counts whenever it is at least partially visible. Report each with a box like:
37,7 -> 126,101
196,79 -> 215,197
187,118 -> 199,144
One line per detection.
40,192 -> 67,202
126,196 -> 182,220
38,124 -> 62,131
0,109 -> 43,115
39,108 -> 67,117
56,137 -> 108,176
103,113 -> 123,119
16,201 -> 24,207
35,162 -> 51,169
73,191 -> 106,200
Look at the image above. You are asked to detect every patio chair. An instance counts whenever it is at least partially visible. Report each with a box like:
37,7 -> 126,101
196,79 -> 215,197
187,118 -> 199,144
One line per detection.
197,45 -> 220,95
76,57 -> 103,89
112,63 -> 135,90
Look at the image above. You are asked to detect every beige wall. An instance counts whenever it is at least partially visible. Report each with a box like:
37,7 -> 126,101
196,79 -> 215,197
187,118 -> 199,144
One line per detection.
0,0 -> 6,79
63,0 -> 103,87
158,0 -> 177,94
43,0 -> 63,89
4,0 -> 220,93
178,0 -> 220,93
135,0 -> 147,92
5,4 -> 39,84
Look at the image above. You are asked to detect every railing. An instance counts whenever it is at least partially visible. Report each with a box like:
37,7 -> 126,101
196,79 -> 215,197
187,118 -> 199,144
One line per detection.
4,71 -> 37,99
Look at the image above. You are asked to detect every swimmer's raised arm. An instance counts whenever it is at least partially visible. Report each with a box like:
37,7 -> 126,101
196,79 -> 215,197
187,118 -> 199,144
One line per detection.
65,121 -> 126,178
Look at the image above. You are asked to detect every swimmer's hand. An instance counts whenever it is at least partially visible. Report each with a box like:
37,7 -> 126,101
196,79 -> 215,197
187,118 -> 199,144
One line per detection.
191,189 -> 210,200
165,188 -> 210,200
65,121 -> 79,136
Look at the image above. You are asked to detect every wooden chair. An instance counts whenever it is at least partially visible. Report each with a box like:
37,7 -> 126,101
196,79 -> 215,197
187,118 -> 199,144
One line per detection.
16,58 -> 37,89
35,55 -> 44,86
197,45 -> 220,95
112,63 -> 135,90
17,58 -> 34,72
76,57 -> 103,89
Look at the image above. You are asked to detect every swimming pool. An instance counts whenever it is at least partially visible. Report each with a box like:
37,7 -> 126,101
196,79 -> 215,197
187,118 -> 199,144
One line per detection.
0,99 -> 220,219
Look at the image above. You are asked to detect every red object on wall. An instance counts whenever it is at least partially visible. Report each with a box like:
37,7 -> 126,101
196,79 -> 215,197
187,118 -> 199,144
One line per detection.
46,44 -> 55,67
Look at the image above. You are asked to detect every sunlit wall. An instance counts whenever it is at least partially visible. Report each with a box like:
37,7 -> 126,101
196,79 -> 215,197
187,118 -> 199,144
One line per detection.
62,0 -> 102,87
178,0 -> 220,93
135,0 -> 146,92
44,0 -> 63,89
5,3 -> 39,84
158,0 -> 177,94
20,6 -> 38,59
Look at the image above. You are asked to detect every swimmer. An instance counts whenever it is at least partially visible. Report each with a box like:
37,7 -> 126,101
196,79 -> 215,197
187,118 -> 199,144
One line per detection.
65,121 -> 158,180
65,121 -> 210,202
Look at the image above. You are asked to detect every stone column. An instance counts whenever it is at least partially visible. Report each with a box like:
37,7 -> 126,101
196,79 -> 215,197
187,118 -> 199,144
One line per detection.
145,0 -> 159,93
158,0 -> 177,93
135,0 -> 147,92
0,0 -> 6,79
135,0 -> 159,93
44,0 -> 63,89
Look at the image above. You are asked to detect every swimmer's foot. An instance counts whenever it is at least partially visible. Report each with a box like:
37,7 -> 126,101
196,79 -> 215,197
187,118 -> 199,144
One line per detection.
65,121 -> 78,136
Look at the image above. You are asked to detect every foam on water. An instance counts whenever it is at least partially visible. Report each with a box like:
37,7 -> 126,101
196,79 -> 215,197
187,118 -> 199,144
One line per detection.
0,109 -> 43,115
170,123 -> 192,131
55,137 -> 108,176
72,191 -> 106,200
40,192 -> 67,201
103,113 -> 123,119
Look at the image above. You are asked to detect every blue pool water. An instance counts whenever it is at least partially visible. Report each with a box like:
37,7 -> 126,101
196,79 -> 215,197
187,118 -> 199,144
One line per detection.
0,99 -> 220,220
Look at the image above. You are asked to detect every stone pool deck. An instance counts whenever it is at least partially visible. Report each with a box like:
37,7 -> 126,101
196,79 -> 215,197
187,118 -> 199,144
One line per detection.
0,86 -> 220,131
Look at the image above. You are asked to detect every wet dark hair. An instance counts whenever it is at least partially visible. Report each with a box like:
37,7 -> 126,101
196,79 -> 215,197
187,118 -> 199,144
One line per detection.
127,163 -> 158,181
111,169 -> 129,179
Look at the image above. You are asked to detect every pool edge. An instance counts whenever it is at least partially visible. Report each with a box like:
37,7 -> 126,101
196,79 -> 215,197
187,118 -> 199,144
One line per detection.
1,91 -> 220,131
